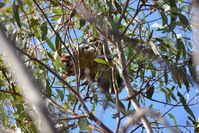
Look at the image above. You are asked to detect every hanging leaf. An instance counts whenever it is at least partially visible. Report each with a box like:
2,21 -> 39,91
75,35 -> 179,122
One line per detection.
169,0 -> 178,23
146,86 -> 155,99
12,0 -> 21,27
177,92 -> 195,120
41,22 -> 48,41
168,113 -> 178,131
45,79 -> 52,98
117,100 -> 126,115
56,89 -> 64,101
178,13 -> 189,27
55,34 -> 62,55
0,2 -> 5,8
79,19 -> 86,29
169,86 -> 177,102
160,10 -> 168,26
164,69 -> 168,85
46,39 -> 56,51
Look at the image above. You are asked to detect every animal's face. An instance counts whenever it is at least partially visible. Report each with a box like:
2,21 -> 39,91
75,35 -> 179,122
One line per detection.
60,54 -> 74,76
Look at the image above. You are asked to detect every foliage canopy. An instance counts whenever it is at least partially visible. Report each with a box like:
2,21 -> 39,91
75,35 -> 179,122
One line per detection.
0,0 -> 199,132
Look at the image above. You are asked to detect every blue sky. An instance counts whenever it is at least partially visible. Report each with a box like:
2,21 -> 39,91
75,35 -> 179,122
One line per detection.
1,0 -> 198,132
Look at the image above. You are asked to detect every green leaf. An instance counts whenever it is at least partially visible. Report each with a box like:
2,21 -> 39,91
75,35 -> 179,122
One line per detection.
55,34 -> 62,55
94,92 -> 98,103
56,89 -> 64,101
169,87 -> 177,102
91,102 -> 96,113
15,104 -> 23,114
79,19 -> 86,29
160,10 -> 168,26
178,13 -> 189,26
127,101 -> 131,111
164,69 -> 168,85
146,86 -> 155,99
31,123 -> 39,133
94,58 -> 107,64
169,0 -> 178,23
117,100 -> 126,115
188,116 -> 196,124
175,50 -> 181,64
177,91 -> 195,119
41,22 -> 48,41
188,60 -> 197,83
168,113 -> 178,131
112,113 -> 119,119
46,39 -> 56,51
45,79 -> 52,97
67,93 -> 76,104
49,0 -> 59,6
148,30 -> 153,41
47,52 -> 54,60
78,118 -> 88,131
0,2 -> 5,8
12,0 -> 21,27
105,93 -> 114,102
168,113 -> 177,125
30,18 -> 39,27
55,57 -> 65,71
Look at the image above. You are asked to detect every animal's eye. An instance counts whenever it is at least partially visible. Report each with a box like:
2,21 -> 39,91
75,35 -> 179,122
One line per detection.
65,61 -> 73,68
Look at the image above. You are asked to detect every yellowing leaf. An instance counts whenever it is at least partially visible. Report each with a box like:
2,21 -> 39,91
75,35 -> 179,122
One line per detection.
94,58 -> 107,64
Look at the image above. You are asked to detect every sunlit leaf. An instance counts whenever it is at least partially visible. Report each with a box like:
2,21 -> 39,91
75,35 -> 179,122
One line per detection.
46,39 -> 55,51
94,58 -> 107,64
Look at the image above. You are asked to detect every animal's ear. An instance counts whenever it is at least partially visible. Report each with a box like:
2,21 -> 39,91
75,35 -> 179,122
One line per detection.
60,54 -> 70,62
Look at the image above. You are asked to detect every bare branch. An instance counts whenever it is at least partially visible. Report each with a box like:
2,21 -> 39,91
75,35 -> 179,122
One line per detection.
58,114 -> 88,121
121,108 -> 177,133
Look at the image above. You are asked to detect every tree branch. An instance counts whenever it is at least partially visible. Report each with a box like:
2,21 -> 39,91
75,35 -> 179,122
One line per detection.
74,1 -> 153,133
11,41 -> 113,133
0,26 -> 58,133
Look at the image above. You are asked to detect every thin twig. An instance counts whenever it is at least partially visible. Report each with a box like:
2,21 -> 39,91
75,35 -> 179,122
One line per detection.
115,114 -> 121,133
0,26 -> 58,133
74,1 -> 152,133
13,45 -> 113,133
122,0 -> 143,36
0,89 -> 21,96
118,0 -> 130,24
58,114 -> 88,121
